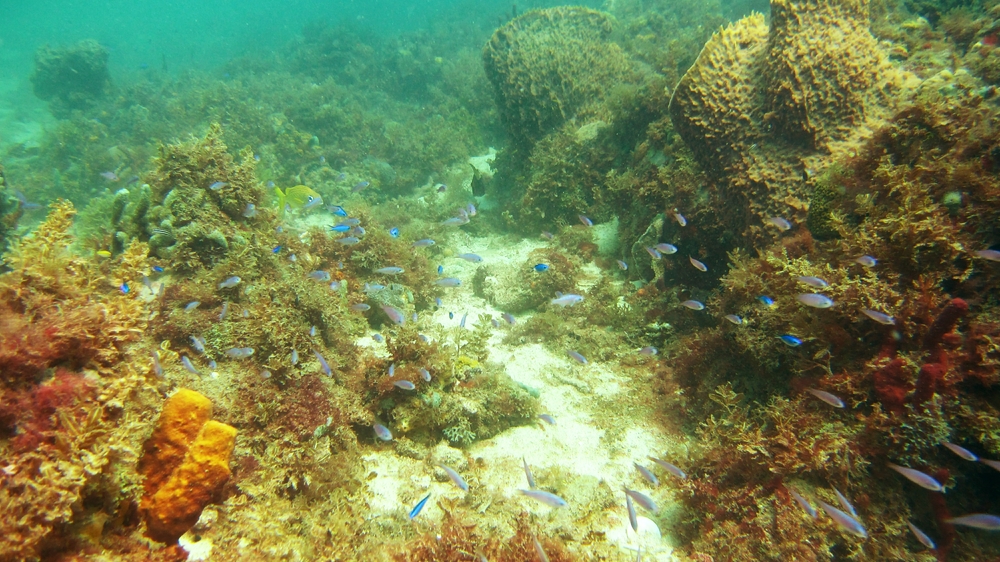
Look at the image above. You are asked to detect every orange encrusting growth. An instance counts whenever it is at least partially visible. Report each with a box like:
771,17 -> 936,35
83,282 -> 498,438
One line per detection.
139,389 -> 236,543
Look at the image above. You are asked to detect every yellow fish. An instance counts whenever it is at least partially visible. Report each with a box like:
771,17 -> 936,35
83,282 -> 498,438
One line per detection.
275,185 -> 323,213
95,250 -> 112,258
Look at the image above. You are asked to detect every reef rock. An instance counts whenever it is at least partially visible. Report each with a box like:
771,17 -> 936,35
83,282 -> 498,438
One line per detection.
483,7 -> 636,151
139,389 -> 236,543
669,0 -> 913,237
30,39 -> 111,116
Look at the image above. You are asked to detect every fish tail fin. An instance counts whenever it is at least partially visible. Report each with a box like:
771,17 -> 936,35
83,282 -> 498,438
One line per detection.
274,187 -> 285,214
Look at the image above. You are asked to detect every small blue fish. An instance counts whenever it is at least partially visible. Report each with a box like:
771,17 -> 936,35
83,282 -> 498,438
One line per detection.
578,215 -> 593,227
364,283 -> 385,292
435,297 -> 443,307
655,243 -> 678,255
567,350 -> 587,365
350,303 -> 371,312
272,245 -> 283,254
436,277 -> 461,287
120,283 -> 130,294
789,488 -> 817,519
152,266 -> 164,273
778,334 -> 803,347
291,349 -> 299,365
437,265 -> 444,275
757,295 -> 775,307
523,457 -> 536,489
534,263 -> 549,272
648,457 -> 686,479
689,257 -> 708,272
184,301 -> 201,312
209,181 -> 228,190
520,489 -> 567,508
617,260 -> 628,270
372,334 -> 384,343
457,253 -> 483,263
502,312 -> 516,325
101,171 -> 120,181
724,314 -> 743,325
806,388 -> 844,408
440,464 -> 469,491
639,346 -> 657,356
413,239 -> 435,247
375,266 -> 404,275
796,275 -> 829,288
541,231 -> 554,240
389,227 -> 399,237
855,255 -> 878,267
862,309 -> 895,325
388,363 -> 396,377
219,276 -> 241,289
330,224 -> 351,233
329,205 -> 348,217
942,442 -> 978,462
441,217 -> 468,227
538,414 -> 556,425
190,335 -> 206,354
208,359 -> 217,370
797,293 -> 834,309
309,325 -> 317,337
626,493 -> 638,532
219,302 -> 229,321
337,236 -> 360,245
181,355 -> 199,374
373,423 -> 392,441
680,300 -> 704,311
381,304 -> 405,325
314,350 -> 332,376
150,352 -> 164,378
634,463 -> 659,486
906,521 -> 936,550
419,368 -> 431,381
352,181 -> 370,193
226,347 -> 255,359
550,294 -> 583,307
817,500 -> 867,538
409,493 -> 431,519
624,489 -> 658,513
329,280 -> 342,291
644,246 -> 662,259
436,183 -> 447,192
394,380 -> 415,390
308,270 -> 331,282
460,312 -> 468,328
242,203 -> 257,218
888,463 -> 944,491
448,312 -> 454,319
946,513 -> 1000,530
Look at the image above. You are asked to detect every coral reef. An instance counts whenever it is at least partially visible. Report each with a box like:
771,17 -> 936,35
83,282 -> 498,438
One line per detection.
668,0 -> 911,242
139,389 -> 237,543
31,39 -> 112,117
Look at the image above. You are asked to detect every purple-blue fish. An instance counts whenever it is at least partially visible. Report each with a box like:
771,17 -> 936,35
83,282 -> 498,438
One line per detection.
639,346 -> 658,356
550,294 -> 583,307
796,275 -> 829,288
946,513 -> 1000,530
314,350 -> 332,376
766,217 -> 792,231
680,300 -> 704,311
209,181 -> 228,190
806,388 -> 845,408
578,215 -> 593,227
100,171 -> 120,181
150,352 -> 164,378
419,368 -> 431,382
502,312 -> 516,325
456,253 -> 483,262
623,489 -> 658,513
655,243 -> 677,255
617,260 -> 628,270
226,347 -> 254,359
567,350 -> 587,365
394,380 -> 415,390
373,423 -> 392,441
189,335 -> 206,354
689,257 -> 708,272
626,492 -> 638,532
724,314 -> 743,325
439,464 -> 469,491
797,293 -> 834,308
974,249 -> 1000,262
789,488 -> 816,518
634,463 -> 659,486
181,355 -> 199,374
381,304 -> 405,325
862,309 -> 895,325
412,239 -> 435,247
855,255 -> 878,267
375,266 -> 404,275
435,277 -> 461,287
352,181 -> 370,192
817,500 -> 867,537
184,301 -> 201,312
218,276 -> 241,289
942,442 -> 978,462
350,303 -> 371,312
906,521 -> 936,549
888,463 -> 944,492
520,489 -> 567,508
647,457 -> 686,479
538,414 -> 556,425
644,246 -> 662,259
336,236 -> 360,245
523,457 -> 536,489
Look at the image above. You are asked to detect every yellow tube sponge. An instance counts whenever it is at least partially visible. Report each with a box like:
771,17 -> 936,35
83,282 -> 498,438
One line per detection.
139,389 -> 236,543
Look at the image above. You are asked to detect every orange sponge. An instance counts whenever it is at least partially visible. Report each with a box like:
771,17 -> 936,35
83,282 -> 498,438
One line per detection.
139,389 -> 236,543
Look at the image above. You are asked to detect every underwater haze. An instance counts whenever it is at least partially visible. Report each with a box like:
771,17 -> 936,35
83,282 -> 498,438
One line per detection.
2,0 -> 1000,560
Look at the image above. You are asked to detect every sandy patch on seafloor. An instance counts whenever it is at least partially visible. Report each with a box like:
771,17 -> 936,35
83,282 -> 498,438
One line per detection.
362,233 -> 682,560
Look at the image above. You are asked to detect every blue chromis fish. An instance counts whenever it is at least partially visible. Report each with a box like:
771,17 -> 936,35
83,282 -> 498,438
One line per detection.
330,223 -> 351,233
150,352 -> 164,378
439,464 -> 469,491
648,457 -> 686,479
389,227 -> 399,237
567,350 -> 587,364
456,253 -> 483,263
218,276 -> 241,289
275,185 -> 323,213
778,334 -> 802,347
409,493 -> 431,519
226,347 -> 255,359
578,215 -> 593,227
375,266 -> 404,275
817,500 -> 867,537
623,489 -> 658,513
534,263 -> 549,272
394,380 -> 415,390
757,295 -> 775,307
181,355 -> 199,374
119,282 -> 130,294
806,388 -> 844,408
550,294 -> 583,307
209,181 -> 228,190
520,489 -> 567,508
887,463 -> 944,491
634,462 -> 659,486
538,414 -> 556,425
435,277 -> 461,287
617,260 -> 628,270
680,300 -> 704,310
152,266 -> 164,273
413,239 -> 435,247
314,350 -> 332,376
381,305 -> 405,325
523,457 -> 536,488
272,245 -> 283,254
373,423 -> 392,441
352,180 -> 370,193
184,301 -> 201,312
946,513 -> 1000,530
329,205 -> 348,217
308,270 -> 331,282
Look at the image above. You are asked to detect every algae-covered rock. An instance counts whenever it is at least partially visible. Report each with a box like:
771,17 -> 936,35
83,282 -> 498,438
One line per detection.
669,0 -> 912,241
483,7 -> 637,151
31,40 -> 111,116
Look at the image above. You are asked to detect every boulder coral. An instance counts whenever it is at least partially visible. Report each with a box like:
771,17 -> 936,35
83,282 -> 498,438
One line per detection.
139,388 -> 236,543
668,0 -> 912,240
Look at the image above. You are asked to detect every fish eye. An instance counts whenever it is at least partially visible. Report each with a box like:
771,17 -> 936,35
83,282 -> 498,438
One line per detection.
307,196 -> 315,201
